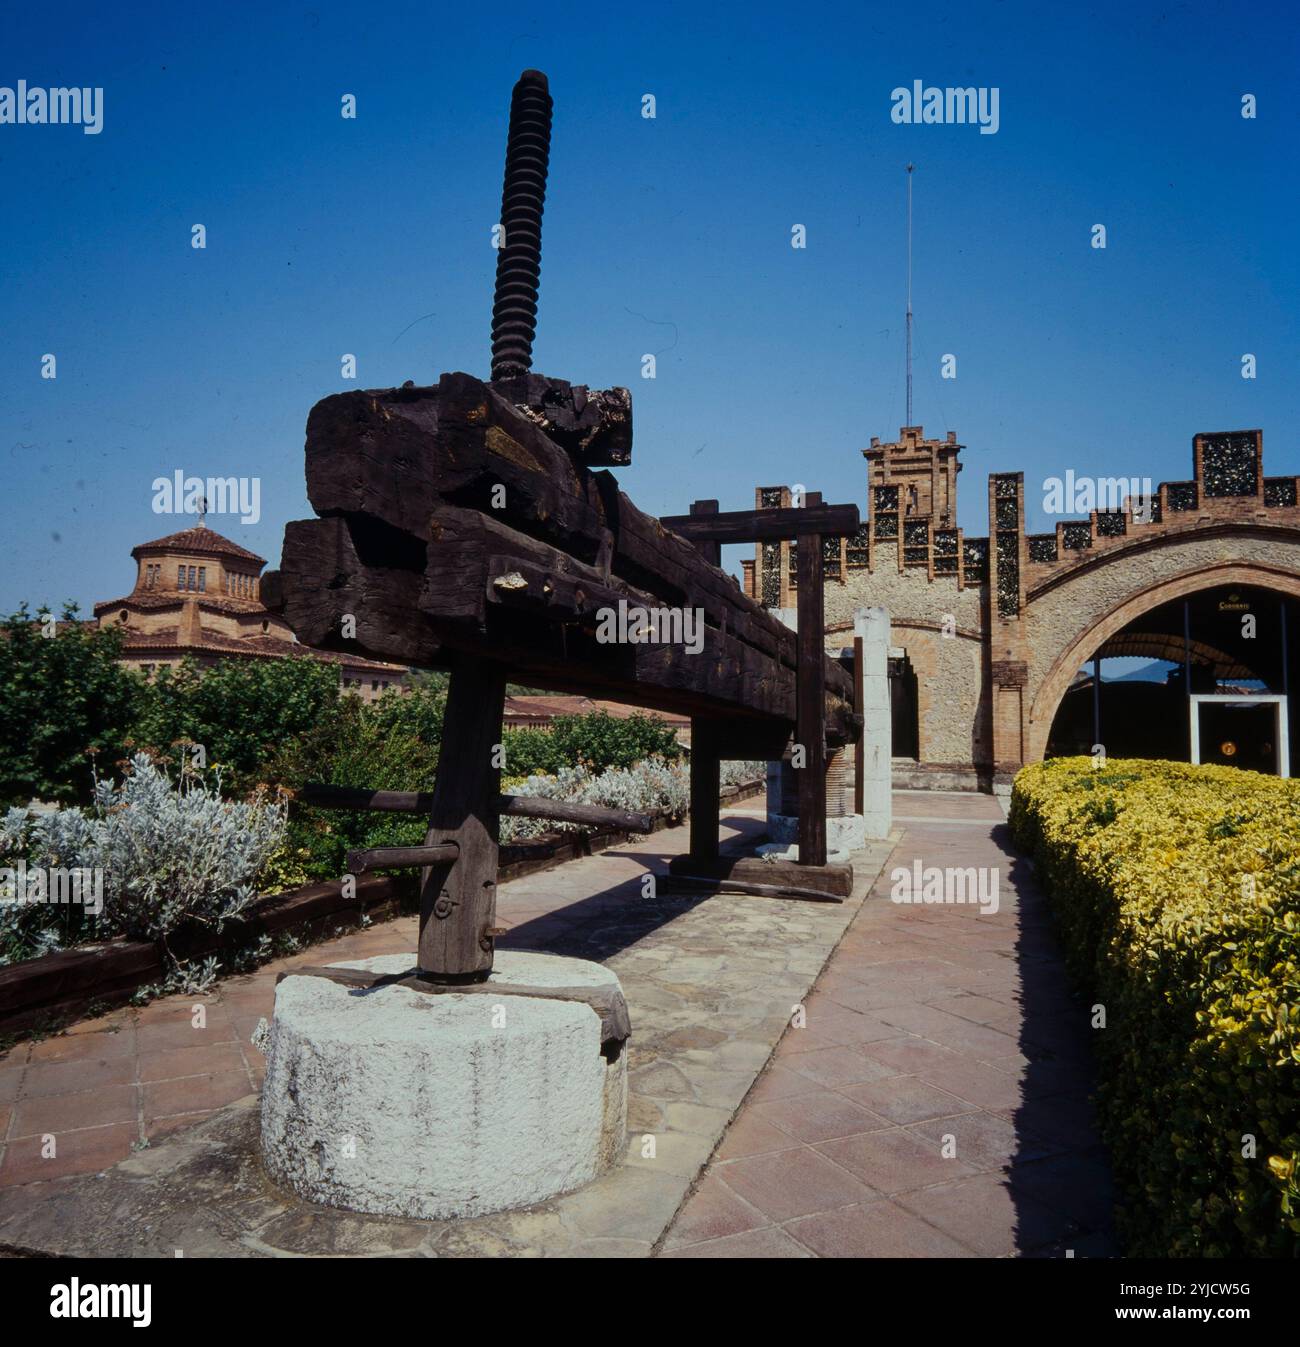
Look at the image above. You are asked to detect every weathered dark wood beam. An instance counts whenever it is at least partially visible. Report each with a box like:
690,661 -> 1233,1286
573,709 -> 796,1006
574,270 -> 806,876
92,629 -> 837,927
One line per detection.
417,658 -> 507,981
346,843 -> 459,873
273,511 -> 855,741
489,374 -> 632,467
294,374 -> 841,681
660,502 -> 860,544
854,635 -> 865,817
688,718 -> 722,865
796,493 -> 828,867
659,874 -> 844,904
686,500 -> 722,567
300,783 -> 653,834
667,852 -> 853,898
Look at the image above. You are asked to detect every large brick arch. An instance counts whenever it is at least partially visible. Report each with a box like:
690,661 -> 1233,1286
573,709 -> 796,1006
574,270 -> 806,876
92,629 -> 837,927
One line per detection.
1023,531 -> 1300,764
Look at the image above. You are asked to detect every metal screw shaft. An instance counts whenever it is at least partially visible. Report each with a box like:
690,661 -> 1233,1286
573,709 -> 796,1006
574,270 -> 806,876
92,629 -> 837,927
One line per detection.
490,70 -> 553,381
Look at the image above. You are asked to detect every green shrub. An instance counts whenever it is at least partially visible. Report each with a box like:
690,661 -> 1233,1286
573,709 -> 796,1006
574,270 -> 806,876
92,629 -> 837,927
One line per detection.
1010,757 -> 1300,1256
502,711 -> 683,780
131,655 -> 341,792
0,606 -> 147,806
264,690 -> 438,881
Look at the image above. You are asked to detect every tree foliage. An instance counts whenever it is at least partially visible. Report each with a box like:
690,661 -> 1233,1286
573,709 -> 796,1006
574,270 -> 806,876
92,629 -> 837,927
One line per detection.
0,606 -> 147,806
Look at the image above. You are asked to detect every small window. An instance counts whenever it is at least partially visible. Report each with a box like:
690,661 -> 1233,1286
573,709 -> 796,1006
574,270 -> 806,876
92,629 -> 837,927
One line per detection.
198,567 -> 206,592
188,566 -> 197,590
178,565 -> 186,589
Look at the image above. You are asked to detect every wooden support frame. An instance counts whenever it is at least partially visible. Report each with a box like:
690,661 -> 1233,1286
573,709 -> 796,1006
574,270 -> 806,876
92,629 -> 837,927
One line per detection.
297,783 -> 652,834
854,635 -> 865,817
417,656 -> 508,981
348,843 -> 458,873
689,717 -> 722,865
796,493 -> 828,867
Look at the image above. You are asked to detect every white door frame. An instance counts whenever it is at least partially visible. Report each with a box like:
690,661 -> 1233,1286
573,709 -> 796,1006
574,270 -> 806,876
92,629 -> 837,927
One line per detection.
1189,693 -> 1290,778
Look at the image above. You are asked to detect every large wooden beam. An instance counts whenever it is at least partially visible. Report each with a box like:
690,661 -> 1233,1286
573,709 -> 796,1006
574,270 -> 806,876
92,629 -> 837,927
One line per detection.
489,373 -> 632,467
685,500 -> 721,567
417,657 -> 507,981
271,509 -> 856,741
667,852 -> 853,898
660,502 -> 860,544
796,498 -> 828,867
298,783 -> 652,834
287,373 -> 853,696
854,635 -> 865,817
688,719 -> 722,865
347,843 -> 459,873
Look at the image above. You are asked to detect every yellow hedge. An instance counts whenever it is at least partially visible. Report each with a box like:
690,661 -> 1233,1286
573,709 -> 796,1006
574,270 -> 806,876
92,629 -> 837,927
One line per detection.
1010,757 -> 1300,1257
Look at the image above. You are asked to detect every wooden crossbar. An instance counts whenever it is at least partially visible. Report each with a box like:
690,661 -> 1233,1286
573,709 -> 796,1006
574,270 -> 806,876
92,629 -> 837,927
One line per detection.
299,783 -> 653,834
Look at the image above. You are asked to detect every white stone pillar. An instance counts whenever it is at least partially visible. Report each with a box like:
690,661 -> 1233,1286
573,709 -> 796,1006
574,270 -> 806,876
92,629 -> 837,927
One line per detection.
761,607 -> 869,859
855,605 -> 892,839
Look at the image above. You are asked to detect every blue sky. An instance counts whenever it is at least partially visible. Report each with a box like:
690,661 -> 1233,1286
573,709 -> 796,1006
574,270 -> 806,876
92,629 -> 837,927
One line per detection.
2,0 -> 1296,613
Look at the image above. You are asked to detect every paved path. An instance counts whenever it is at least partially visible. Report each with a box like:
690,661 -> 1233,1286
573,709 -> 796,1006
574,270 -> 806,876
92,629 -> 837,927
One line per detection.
659,790 -> 1118,1257
1,790 -> 1116,1259
0,807 -> 896,1258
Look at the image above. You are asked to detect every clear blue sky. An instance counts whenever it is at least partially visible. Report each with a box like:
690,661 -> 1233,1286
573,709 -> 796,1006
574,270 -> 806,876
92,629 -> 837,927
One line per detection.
2,0 -> 1296,614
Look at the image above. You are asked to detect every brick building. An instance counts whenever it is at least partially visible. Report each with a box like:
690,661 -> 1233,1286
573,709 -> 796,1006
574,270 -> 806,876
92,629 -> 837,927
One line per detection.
93,523 -> 407,701
743,428 -> 1300,787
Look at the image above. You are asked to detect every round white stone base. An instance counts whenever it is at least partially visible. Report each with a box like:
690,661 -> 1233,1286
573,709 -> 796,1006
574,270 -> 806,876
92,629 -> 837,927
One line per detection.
259,951 -> 628,1220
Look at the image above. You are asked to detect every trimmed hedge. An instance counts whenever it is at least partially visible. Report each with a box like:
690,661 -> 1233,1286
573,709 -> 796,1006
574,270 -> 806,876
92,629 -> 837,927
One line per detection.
1010,757 -> 1300,1256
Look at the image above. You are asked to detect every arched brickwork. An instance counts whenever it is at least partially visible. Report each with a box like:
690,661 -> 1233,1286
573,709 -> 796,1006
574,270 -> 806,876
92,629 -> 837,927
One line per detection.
1024,540 -> 1300,764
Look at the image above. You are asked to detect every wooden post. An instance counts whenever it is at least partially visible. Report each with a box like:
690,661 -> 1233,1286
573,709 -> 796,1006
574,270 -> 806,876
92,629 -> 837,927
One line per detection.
796,494 -> 827,867
689,717 -> 721,864
417,656 -> 507,981
688,500 -> 721,567
854,635 -> 865,816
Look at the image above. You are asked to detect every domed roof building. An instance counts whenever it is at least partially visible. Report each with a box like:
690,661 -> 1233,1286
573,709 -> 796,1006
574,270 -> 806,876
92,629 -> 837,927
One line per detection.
93,521 -> 407,700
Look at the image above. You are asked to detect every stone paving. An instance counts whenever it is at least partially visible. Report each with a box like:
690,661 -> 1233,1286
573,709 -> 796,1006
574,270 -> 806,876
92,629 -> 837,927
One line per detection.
0,809 -> 895,1256
0,790 -> 1116,1257
658,789 -> 1118,1258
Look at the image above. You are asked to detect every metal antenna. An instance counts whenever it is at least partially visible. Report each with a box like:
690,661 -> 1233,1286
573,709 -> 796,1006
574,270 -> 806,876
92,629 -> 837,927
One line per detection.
906,163 -> 914,428
490,70 -> 553,381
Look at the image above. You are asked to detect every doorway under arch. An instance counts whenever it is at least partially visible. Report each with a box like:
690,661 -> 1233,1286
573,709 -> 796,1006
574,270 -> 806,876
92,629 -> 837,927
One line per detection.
1043,582 -> 1297,774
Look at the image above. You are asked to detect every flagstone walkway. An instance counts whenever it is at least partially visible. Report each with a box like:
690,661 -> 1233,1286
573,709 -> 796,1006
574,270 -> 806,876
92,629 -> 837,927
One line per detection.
0,790 -> 1116,1258
658,790 -> 1118,1258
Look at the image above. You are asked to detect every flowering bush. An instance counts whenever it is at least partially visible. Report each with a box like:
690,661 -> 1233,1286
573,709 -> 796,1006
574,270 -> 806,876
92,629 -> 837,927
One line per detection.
1010,757 -> 1300,1256
0,754 -> 287,968
502,757 -> 762,841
